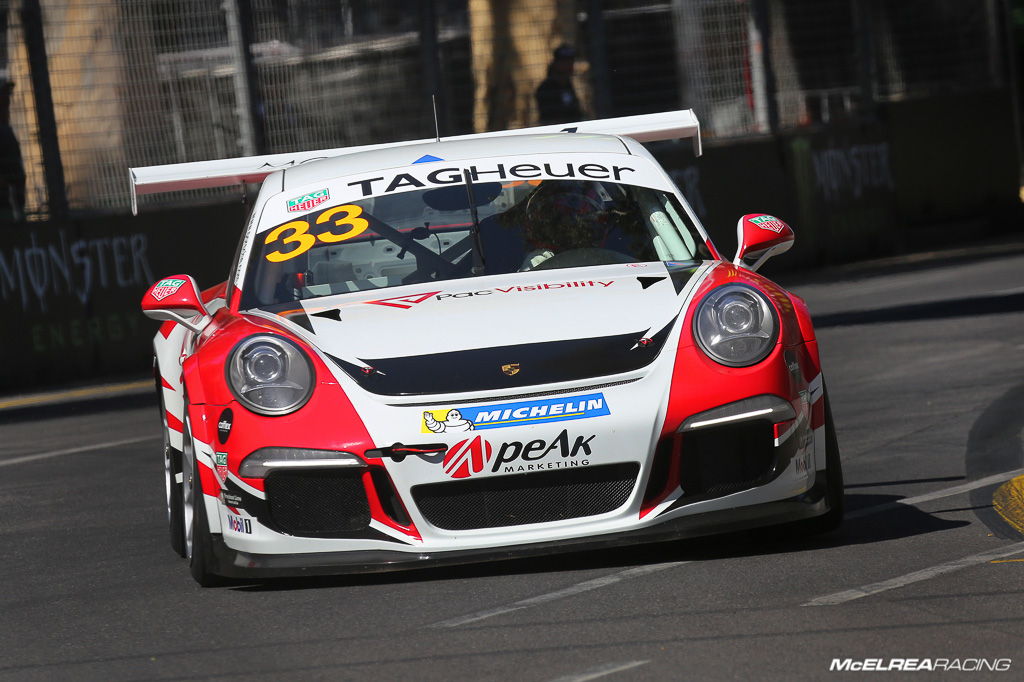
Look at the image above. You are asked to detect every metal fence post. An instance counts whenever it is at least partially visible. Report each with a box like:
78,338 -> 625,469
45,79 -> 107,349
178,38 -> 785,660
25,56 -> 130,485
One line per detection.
750,0 -> 779,134
419,0 -> 450,137
852,0 -> 877,120
20,0 -> 67,220
1001,0 -> 1023,184
586,0 -> 612,119
224,0 -> 265,156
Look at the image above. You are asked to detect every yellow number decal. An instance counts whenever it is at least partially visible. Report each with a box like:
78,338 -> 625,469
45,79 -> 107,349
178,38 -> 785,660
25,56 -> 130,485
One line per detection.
316,204 -> 370,243
264,220 -> 316,262
263,205 -> 369,262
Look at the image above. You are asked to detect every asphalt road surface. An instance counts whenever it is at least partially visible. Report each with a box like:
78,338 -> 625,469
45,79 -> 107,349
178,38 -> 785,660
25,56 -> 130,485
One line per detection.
2,245 -> 1023,681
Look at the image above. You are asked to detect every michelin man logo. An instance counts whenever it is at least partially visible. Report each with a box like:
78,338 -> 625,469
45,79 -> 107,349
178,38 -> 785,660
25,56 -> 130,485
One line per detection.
423,409 -> 475,433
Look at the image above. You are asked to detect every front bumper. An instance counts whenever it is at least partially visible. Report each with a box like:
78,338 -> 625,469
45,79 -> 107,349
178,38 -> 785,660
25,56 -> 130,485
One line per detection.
206,471 -> 831,579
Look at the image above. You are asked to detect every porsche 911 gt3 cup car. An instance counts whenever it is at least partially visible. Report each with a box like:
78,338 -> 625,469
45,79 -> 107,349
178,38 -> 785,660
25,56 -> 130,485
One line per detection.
133,110 -> 842,585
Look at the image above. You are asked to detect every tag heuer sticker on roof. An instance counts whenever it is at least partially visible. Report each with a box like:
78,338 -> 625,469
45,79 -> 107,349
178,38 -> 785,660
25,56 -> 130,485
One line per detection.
150,278 -> 186,301
287,188 -> 330,213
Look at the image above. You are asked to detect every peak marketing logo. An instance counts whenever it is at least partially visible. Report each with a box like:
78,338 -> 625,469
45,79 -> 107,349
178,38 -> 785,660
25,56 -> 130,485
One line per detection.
442,430 -> 596,479
443,435 -> 493,478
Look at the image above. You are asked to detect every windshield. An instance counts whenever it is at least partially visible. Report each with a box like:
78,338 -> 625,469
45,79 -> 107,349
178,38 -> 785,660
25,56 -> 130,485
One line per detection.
241,178 -> 711,308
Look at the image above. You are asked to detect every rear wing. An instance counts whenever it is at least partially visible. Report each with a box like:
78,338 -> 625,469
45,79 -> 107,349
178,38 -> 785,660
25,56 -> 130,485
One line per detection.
129,109 -> 701,215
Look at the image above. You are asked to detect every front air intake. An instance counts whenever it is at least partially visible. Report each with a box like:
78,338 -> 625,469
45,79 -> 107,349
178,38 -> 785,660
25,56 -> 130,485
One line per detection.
265,469 -> 371,537
412,463 -> 639,530
680,420 -> 778,501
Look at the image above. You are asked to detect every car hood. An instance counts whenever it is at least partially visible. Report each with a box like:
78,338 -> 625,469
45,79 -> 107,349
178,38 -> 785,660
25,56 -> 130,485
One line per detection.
264,261 -> 708,395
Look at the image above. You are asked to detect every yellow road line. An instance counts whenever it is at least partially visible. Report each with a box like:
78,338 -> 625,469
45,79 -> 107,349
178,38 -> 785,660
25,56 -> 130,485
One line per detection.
0,380 -> 152,410
993,475 -> 1024,536
990,559 -> 1024,564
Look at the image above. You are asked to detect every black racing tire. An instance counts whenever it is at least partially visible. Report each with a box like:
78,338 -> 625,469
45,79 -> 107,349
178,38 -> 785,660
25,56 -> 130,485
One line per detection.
182,402 -> 227,587
801,387 -> 845,535
166,442 -> 186,557
157,366 -> 186,558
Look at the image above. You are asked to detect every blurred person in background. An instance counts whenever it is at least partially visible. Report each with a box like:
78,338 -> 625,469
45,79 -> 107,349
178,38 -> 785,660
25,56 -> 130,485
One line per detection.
0,77 -> 25,222
536,43 -> 584,125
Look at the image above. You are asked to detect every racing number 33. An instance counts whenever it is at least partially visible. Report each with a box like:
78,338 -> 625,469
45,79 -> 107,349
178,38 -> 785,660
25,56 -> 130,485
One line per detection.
265,204 -> 369,262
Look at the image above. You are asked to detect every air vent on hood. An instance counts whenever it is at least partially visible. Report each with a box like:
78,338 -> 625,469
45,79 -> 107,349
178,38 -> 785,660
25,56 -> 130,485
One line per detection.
329,320 -> 675,396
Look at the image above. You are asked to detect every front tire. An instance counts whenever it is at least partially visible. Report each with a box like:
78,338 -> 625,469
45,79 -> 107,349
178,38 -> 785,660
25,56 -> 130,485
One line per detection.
803,388 -> 844,534
165,441 -> 186,557
181,404 -> 226,587
157,367 -> 186,558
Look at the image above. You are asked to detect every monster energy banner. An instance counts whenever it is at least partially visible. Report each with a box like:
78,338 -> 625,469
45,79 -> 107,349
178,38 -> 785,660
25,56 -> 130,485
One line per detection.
0,203 -> 245,390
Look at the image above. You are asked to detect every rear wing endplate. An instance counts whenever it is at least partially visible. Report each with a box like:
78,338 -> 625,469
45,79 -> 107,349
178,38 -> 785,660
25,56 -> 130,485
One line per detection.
129,109 -> 701,215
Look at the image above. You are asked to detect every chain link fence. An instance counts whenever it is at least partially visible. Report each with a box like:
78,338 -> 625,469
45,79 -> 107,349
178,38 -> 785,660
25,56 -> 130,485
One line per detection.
0,0 -> 1013,220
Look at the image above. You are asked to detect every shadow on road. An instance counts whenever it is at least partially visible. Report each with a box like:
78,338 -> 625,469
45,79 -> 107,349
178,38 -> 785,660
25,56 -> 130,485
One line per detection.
0,392 -> 157,425
813,291 -> 1024,328
843,475 -> 964,489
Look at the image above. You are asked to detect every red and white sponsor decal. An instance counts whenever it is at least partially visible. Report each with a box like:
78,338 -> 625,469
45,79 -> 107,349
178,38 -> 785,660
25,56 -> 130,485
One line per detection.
215,452 -> 228,481
150,278 -> 186,301
441,430 -> 595,479
364,291 -> 442,309
365,281 -> 615,310
749,215 -> 786,234
286,188 -> 330,213
443,435 -> 494,479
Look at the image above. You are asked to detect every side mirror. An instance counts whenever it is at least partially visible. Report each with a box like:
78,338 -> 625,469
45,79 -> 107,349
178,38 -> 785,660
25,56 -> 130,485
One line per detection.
733,214 -> 795,272
141,275 -> 211,334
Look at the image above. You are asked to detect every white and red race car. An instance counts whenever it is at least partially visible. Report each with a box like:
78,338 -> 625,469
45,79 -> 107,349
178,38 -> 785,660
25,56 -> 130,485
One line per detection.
133,111 -> 842,586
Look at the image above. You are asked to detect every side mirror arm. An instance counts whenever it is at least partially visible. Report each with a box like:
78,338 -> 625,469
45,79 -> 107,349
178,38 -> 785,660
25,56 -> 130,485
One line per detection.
732,243 -> 788,272
143,308 -> 211,334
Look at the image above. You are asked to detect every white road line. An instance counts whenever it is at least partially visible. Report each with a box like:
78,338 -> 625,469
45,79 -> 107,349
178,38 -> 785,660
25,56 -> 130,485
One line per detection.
0,435 -> 160,468
429,561 -> 688,628
803,541 -> 1024,606
549,660 -> 650,682
846,468 -> 1024,520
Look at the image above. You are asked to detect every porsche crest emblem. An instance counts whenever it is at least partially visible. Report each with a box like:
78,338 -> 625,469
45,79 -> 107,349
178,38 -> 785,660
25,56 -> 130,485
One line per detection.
501,363 -> 520,376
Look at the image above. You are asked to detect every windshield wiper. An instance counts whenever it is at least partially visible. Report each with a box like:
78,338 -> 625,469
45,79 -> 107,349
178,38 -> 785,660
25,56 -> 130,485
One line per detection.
462,169 -> 487,275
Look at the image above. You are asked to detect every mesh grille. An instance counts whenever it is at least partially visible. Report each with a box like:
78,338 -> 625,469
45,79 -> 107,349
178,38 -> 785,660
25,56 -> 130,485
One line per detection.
681,421 -> 777,501
412,463 -> 639,531
265,469 -> 371,537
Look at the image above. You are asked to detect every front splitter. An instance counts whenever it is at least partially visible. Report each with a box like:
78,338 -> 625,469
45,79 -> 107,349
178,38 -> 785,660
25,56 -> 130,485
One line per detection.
208,474 -> 832,580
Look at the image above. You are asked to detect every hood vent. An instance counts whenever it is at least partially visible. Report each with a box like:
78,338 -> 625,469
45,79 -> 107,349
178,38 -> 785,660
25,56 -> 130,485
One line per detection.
329,320 -> 675,396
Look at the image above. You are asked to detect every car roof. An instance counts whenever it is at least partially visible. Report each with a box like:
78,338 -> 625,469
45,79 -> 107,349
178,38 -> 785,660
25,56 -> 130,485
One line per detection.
280,133 -> 635,191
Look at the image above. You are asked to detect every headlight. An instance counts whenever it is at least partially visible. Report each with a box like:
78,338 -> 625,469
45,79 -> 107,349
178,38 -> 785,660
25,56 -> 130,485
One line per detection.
227,335 -> 314,415
693,284 -> 777,366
